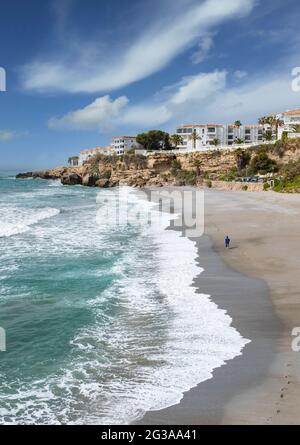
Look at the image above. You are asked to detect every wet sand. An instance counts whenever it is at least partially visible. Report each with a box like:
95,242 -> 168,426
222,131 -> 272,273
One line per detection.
138,188 -> 300,425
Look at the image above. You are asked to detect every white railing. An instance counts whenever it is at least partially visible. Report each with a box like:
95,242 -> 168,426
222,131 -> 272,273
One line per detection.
144,140 -> 277,156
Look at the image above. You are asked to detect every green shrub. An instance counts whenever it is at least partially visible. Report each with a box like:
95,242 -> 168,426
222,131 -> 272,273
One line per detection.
249,151 -> 278,174
101,170 -> 112,179
171,159 -> 182,171
173,169 -> 197,186
271,140 -> 286,158
242,185 -> 248,191
219,168 -> 238,181
263,182 -> 270,191
281,131 -> 289,143
206,180 -> 212,188
273,175 -> 300,193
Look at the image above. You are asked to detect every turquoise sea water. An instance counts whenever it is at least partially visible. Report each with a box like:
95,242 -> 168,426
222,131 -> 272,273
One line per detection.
0,174 -> 248,424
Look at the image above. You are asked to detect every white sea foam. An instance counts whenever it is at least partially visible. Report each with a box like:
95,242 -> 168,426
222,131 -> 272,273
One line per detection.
77,191 -> 250,424
0,186 -> 250,425
0,207 -> 60,238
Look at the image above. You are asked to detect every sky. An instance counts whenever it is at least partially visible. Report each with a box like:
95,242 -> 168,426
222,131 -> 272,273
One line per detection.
1,0 -> 300,170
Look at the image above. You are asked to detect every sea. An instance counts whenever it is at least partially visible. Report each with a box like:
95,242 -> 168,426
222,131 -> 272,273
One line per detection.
0,172 -> 249,424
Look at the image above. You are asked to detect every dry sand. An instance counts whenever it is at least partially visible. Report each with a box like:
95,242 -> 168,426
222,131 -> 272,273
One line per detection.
139,188 -> 300,425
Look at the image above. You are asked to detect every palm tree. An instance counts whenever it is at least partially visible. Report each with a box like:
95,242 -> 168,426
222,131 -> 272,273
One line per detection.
211,138 -> 220,147
193,159 -> 203,176
234,120 -> 242,128
271,118 -> 284,139
258,116 -> 284,140
258,116 -> 269,140
189,130 -> 201,149
234,138 -> 244,145
258,116 -> 268,126
263,116 -> 283,139
292,124 -> 300,133
170,134 -> 183,149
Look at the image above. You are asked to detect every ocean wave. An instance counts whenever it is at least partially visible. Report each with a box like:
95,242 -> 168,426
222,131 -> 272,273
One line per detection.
0,186 -> 249,425
48,180 -> 63,187
0,207 -> 60,238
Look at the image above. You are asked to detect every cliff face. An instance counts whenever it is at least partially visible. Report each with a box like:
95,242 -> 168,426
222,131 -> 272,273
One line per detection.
18,151 -> 236,187
16,142 -> 300,189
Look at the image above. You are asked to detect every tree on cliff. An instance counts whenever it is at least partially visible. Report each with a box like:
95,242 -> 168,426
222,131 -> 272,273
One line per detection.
136,130 -> 171,151
235,149 -> 251,171
170,134 -> 183,149
189,130 -> 201,149
211,138 -> 220,147
250,150 -> 278,174
234,120 -> 242,128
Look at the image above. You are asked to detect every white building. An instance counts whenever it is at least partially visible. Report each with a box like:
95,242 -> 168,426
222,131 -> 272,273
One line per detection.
175,124 -> 263,150
276,109 -> 300,139
79,146 -> 113,166
111,136 -> 141,155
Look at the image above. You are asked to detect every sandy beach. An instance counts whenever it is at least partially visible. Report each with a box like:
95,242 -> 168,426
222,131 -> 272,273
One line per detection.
139,188 -> 300,425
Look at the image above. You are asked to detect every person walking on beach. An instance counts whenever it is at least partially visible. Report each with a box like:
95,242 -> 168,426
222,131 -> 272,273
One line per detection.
225,235 -> 231,249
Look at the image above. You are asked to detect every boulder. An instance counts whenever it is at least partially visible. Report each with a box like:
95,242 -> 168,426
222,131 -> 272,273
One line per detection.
61,173 -> 82,185
16,172 -> 33,179
95,178 -> 110,188
82,173 -> 100,187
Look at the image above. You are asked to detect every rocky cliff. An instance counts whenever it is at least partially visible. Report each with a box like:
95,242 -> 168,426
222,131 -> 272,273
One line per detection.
16,141 -> 300,190
17,150 -> 237,188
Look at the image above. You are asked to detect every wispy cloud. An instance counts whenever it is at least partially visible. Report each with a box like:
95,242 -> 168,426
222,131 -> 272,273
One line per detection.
191,34 -> 214,64
48,60 -> 300,132
21,0 -> 256,93
48,71 -> 227,130
0,130 -> 17,142
233,70 -> 248,81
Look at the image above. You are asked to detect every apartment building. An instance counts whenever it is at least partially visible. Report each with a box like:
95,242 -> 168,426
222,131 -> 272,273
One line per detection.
276,109 -> 300,139
111,136 -> 141,155
175,124 -> 263,150
79,146 -> 113,165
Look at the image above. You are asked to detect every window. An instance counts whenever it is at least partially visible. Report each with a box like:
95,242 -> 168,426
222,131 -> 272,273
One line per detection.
208,127 -> 216,133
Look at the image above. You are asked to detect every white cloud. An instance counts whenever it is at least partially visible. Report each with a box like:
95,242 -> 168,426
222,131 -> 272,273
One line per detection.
0,131 -> 16,142
48,71 -> 227,130
191,35 -> 214,64
234,70 -> 248,81
22,0 -> 256,93
48,95 -> 129,131
202,73 -> 300,123
48,65 -> 300,133
169,71 -> 226,105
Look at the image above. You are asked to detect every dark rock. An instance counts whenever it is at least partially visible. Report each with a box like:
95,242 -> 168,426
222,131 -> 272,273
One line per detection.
82,173 -> 100,187
61,173 -> 82,185
32,171 -> 57,180
16,172 -> 33,179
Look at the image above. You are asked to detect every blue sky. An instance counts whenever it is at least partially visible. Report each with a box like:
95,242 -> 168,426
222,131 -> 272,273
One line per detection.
1,0 -> 300,169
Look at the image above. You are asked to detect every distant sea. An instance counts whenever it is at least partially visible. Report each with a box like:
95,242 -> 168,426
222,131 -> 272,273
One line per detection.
0,172 -> 248,424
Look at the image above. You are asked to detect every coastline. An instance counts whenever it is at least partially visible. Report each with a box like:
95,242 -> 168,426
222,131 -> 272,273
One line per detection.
138,188 -> 300,425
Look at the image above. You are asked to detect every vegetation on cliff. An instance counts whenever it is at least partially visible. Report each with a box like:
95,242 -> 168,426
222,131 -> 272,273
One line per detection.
17,138 -> 300,192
